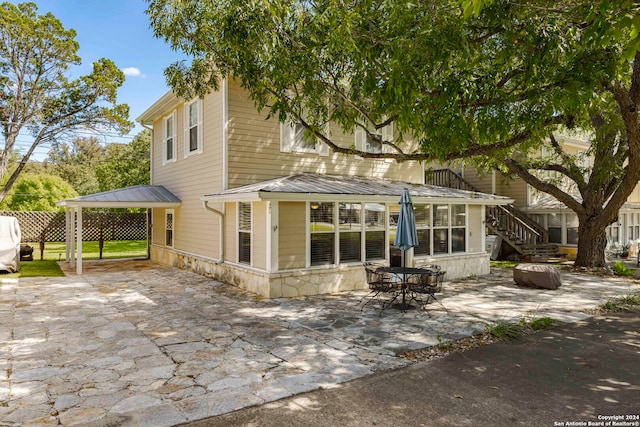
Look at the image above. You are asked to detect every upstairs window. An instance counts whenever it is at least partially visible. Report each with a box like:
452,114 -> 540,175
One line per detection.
163,111 -> 176,164
354,122 -> 393,154
280,120 -> 329,156
185,98 -> 203,156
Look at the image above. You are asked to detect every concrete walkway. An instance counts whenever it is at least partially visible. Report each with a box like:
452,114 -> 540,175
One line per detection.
0,260 -> 638,426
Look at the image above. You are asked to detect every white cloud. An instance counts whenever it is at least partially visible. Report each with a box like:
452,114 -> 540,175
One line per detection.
122,67 -> 145,78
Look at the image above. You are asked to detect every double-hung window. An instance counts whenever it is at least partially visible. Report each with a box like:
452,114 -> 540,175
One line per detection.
451,205 -> 466,252
432,204 -> 466,254
414,204 -> 431,256
365,203 -> 386,261
280,120 -> 329,155
566,213 -> 579,245
433,204 -> 449,254
339,203 -> 361,263
163,111 -> 176,164
185,98 -> 203,156
310,202 -> 335,266
165,210 -> 174,247
238,202 -> 251,264
354,121 -> 393,154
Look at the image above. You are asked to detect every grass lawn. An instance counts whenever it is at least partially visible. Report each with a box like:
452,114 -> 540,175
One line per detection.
0,240 -> 147,279
2,260 -> 65,278
25,240 -> 147,261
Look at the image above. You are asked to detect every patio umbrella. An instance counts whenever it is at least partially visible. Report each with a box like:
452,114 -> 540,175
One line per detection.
393,188 -> 419,309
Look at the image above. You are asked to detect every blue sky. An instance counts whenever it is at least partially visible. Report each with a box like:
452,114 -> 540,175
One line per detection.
10,0 -> 184,157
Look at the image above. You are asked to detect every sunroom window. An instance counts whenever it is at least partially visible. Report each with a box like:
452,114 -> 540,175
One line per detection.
310,202 -> 335,265
414,204 -> 431,256
339,203 -> 361,263
451,204 -> 466,252
433,204 -> 449,254
365,203 -> 386,261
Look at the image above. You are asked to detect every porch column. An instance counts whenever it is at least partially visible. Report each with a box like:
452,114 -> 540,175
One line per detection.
267,201 -> 278,272
70,207 -> 76,269
77,207 -> 83,274
65,208 -> 71,262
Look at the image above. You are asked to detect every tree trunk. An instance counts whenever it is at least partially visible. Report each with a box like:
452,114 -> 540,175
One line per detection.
574,221 -> 608,268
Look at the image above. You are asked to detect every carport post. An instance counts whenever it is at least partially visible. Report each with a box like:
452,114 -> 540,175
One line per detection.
77,207 -> 83,274
69,207 -> 75,269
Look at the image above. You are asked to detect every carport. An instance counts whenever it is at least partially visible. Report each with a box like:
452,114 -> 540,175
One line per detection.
56,185 -> 180,274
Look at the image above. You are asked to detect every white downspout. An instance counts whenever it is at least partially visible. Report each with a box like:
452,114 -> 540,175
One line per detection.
203,200 -> 225,263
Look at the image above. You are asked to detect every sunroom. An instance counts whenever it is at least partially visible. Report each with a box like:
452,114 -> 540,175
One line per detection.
200,174 -> 512,298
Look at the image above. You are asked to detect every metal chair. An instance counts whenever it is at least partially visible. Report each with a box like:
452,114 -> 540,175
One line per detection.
409,270 -> 448,312
360,263 -> 395,311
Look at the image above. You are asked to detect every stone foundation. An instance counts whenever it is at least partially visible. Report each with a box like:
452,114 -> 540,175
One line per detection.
150,246 -> 490,298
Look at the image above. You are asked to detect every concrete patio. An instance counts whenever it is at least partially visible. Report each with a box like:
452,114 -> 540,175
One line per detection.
1,260 -> 638,426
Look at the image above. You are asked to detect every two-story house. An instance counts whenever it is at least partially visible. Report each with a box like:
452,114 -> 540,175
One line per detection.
73,77 -> 508,298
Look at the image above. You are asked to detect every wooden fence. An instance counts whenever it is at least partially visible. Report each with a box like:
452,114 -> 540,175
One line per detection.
0,211 -> 147,243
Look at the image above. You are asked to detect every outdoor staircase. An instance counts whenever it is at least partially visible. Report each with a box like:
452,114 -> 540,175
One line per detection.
426,169 -> 550,258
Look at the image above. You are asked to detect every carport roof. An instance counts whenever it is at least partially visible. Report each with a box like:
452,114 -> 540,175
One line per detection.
56,185 -> 181,208
202,173 -> 513,205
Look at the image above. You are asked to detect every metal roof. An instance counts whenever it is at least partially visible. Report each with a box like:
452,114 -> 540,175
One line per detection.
525,194 -> 640,212
202,174 -> 512,205
56,185 -> 181,208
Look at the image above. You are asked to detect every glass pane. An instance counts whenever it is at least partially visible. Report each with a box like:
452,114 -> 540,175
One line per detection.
365,230 -> 385,260
294,123 -> 315,151
451,205 -> 466,226
414,204 -> 430,228
310,202 -> 334,232
189,102 -> 198,126
433,205 -> 449,227
452,228 -> 465,252
238,202 -> 251,231
365,204 -> 385,229
414,229 -> 431,256
433,229 -> 448,254
548,213 -> 562,227
165,230 -> 173,246
166,137 -> 173,160
239,232 -> 251,264
566,213 -> 579,228
189,126 -> 198,152
339,231 -> 361,262
339,203 -> 361,232
166,117 -> 173,136
531,214 -> 544,226
366,134 -> 382,153
548,227 -> 562,243
567,228 -> 579,245
311,233 -> 335,266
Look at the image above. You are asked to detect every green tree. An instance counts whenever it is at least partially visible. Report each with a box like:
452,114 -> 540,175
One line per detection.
95,130 -> 151,191
1,173 -> 77,211
47,137 -> 104,195
0,2 -> 131,203
146,0 -> 639,268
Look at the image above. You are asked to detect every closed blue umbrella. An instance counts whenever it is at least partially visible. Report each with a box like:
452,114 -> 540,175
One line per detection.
394,188 -> 419,251
393,188 -> 419,309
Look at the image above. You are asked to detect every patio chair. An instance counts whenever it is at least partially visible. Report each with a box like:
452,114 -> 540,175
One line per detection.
409,270 -> 448,312
360,263 -> 396,311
